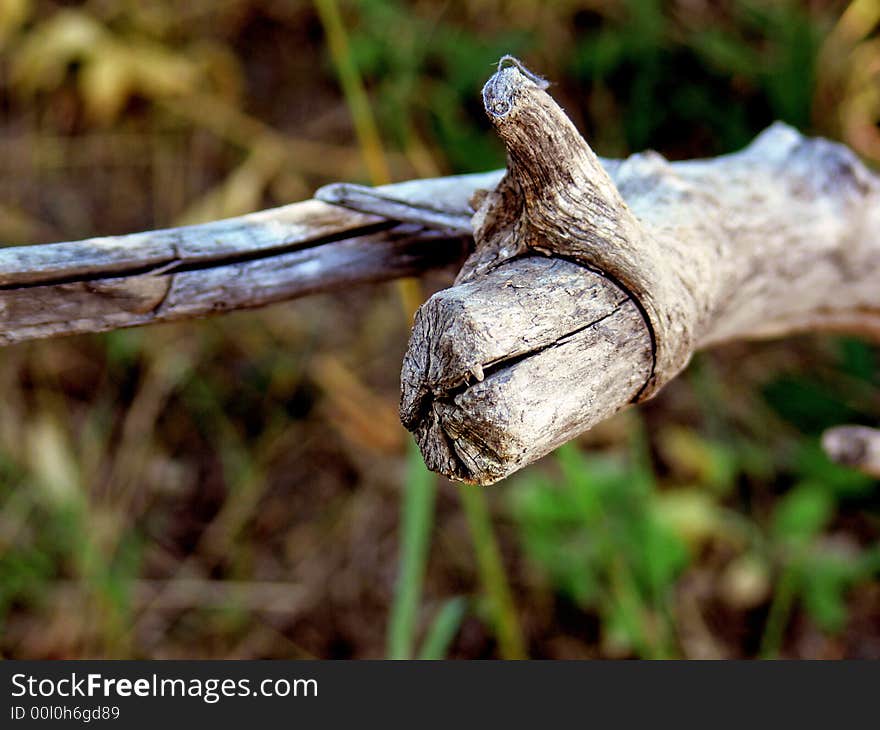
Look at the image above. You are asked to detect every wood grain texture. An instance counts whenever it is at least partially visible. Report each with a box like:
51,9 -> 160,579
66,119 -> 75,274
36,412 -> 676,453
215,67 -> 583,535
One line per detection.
401,58 -> 880,485
400,257 -> 651,482
0,200 -> 469,345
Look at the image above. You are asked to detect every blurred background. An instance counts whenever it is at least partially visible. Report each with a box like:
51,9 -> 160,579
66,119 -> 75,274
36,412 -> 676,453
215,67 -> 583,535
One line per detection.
0,0 -> 878,659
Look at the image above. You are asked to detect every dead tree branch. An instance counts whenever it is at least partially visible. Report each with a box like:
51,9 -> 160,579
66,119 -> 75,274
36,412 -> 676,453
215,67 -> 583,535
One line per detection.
2,57 -> 878,486
0,199 -> 471,346
401,57 -> 880,485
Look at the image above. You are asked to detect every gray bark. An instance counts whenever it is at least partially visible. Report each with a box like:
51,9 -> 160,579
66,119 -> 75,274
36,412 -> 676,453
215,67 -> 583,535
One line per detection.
0,200 -> 469,346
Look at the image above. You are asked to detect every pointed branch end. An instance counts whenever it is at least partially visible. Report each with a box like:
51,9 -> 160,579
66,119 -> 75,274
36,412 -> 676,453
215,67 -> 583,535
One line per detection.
482,55 -> 550,121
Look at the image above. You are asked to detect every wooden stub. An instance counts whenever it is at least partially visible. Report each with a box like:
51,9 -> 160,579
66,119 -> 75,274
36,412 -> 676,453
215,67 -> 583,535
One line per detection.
401,257 -> 651,483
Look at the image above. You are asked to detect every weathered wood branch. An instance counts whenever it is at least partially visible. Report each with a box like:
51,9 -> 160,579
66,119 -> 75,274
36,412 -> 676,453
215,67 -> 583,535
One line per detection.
0,199 -> 471,346
401,57 -> 880,485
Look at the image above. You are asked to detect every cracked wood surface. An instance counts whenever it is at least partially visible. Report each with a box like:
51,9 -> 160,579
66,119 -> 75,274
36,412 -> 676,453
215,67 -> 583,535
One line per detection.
400,256 -> 651,481
0,199 -> 470,346
401,58 -> 880,485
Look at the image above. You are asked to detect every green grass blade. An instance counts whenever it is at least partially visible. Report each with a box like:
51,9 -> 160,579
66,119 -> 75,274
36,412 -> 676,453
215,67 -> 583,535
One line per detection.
457,485 -> 527,659
387,439 -> 438,659
418,597 -> 467,660
759,563 -> 799,659
313,0 -> 391,185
